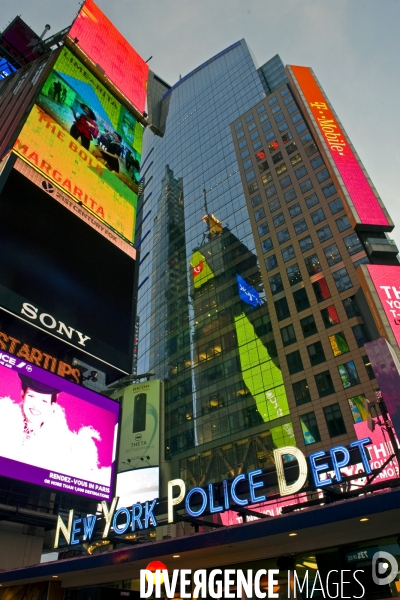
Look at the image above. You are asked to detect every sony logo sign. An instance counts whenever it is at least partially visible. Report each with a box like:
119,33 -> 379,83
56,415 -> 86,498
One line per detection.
21,303 -> 91,347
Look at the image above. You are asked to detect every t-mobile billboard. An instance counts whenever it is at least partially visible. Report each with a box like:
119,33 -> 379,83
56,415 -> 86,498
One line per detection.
0,350 -> 119,501
288,65 -> 392,231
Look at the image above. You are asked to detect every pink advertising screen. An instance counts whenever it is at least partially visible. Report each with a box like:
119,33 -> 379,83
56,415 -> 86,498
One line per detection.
365,264 -> 400,348
67,0 -> 149,114
0,350 -> 119,501
289,66 -> 390,229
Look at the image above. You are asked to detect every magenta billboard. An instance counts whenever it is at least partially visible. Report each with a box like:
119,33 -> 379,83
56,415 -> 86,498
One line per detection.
0,350 -> 119,500
363,264 -> 400,348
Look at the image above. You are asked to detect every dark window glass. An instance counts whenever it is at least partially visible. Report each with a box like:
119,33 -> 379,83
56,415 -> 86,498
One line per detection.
282,131 -> 293,143
257,104 -> 266,114
292,112 -> 302,124
254,207 -> 266,222
259,113 -> 269,123
243,159 -> 253,170
304,253 -> 321,275
295,165 -> 308,179
293,379 -> 311,406
305,142 -> 318,156
290,153 -> 303,167
273,212 -> 285,228
328,332 -> 350,357
245,169 -> 255,182
293,288 -> 310,312
236,130 -> 245,140
300,411 -> 321,444
278,122 -> 289,133
343,296 -> 359,318
344,232 -> 363,255
299,235 -> 314,253
261,237 -> 273,253
272,103 -> 281,115
241,149 -> 250,159
283,94 -> 294,105
275,297 -> 290,321
245,113 -> 254,122
287,103 -> 298,115
305,192 -> 319,208
321,305 -> 340,328
277,228 -> 290,244
275,113 -> 285,124
299,178 -> 313,193
317,225 -> 333,242
265,184 -> 277,199
289,203 -> 302,218
362,355 -> 375,380
311,155 -> 324,169
280,175 -> 292,189
338,360 -> 360,388
265,254 -> 278,271
287,350 -> 304,375
269,273 -> 283,295
333,267 -> 353,292
312,278 -> 331,302
253,140 -> 262,151
248,122 -> 256,132
315,370 -> 335,398
294,218 -> 308,235
353,256 -> 369,268
266,131 -> 276,142
238,139 -> 247,149
276,163 -> 288,176
248,181 -> 259,194
250,130 -> 259,141
234,122 -> 243,131
269,198 -> 281,213
323,403 -> 347,438
281,324 -> 297,347
296,122 -> 307,134
266,340 -> 278,358
352,324 -> 369,347
322,182 -> 336,198
316,168 -> 330,183
272,151 -> 283,163
311,208 -> 326,225
301,132 -> 313,144
328,197 -> 344,214
258,159 -> 269,173
287,263 -> 302,286
282,245 -> 295,262
307,341 -> 326,366
284,188 -> 297,203
262,172 -> 273,185
268,96 -> 277,106
280,87 -> 290,97
258,222 -> 270,237
300,315 -> 317,338
324,243 -> 342,266
286,141 -> 298,155
262,121 -> 272,133
251,194 -> 262,207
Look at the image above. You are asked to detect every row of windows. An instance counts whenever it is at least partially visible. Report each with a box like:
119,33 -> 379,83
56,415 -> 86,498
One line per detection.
280,318 -> 368,353
299,403 -> 347,444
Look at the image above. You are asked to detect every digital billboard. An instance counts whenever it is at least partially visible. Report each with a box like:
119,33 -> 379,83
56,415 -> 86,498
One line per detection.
115,380 -> 161,471
67,0 -> 149,114
0,349 -> 119,501
0,16 -> 41,67
288,65 -> 392,230
116,466 -> 159,509
13,47 -> 143,245
237,275 -> 262,308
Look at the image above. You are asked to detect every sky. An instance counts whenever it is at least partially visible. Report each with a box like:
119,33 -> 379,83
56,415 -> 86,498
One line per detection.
2,0 -> 400,245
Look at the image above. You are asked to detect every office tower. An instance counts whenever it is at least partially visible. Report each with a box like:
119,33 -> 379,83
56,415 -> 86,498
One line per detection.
139,45 -> 398,485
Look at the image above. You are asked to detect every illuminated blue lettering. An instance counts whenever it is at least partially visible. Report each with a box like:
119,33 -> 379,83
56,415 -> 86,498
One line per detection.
208,484 -> 223,513
82,515 -> 96,541
350,438 -> 372,475
223,479 -> 230,510
309,451 -> 332,487
71,518 -> 82,545
248,469 -> 266,504
231,474 -> 248,506
131,503 -> 143,530
112,507 -> 130,534
185,487 -> 207,517
144,499 -> 158,527
329,446 -> 350,483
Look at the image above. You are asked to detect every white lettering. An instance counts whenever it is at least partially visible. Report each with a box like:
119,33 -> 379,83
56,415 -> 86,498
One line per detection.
21,302 -> 38,320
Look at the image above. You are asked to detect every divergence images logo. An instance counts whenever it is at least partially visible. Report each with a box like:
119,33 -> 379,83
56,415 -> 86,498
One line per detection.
372,551 -> 398,586
42,181 -> 54,194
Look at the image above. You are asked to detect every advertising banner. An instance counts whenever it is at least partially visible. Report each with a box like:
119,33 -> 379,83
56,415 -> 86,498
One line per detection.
67,0 -> 149,114
13,47 -> 142,244
116,466 -> 159,508
288,65 -> 391,230
116,380 -> 161,471
0,350 -> 119,501
361,264 -> 400,348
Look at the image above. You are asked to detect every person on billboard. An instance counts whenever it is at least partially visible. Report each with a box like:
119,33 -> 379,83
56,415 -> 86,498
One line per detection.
0,375 -> 109,484
97,131 -> 122,173
70,104 -> 99,150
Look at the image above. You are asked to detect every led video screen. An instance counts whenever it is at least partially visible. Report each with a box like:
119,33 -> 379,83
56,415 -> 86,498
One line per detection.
116,466 -> 159,509
0,350 -> 119,501
67,0 -> 149,114
14,47 -> 143,245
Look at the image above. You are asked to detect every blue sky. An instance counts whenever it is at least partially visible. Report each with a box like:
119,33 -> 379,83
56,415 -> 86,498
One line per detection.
3,0 -> 400,244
